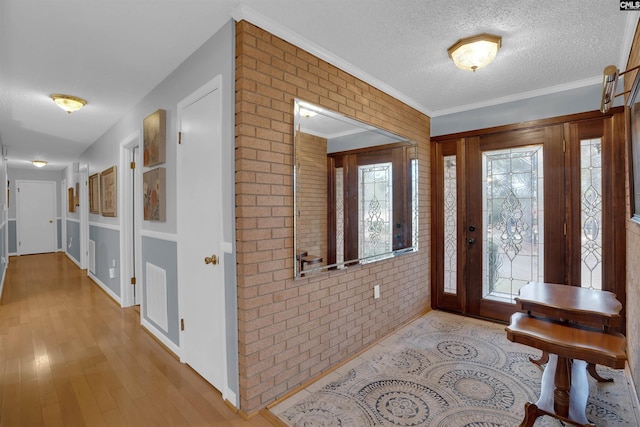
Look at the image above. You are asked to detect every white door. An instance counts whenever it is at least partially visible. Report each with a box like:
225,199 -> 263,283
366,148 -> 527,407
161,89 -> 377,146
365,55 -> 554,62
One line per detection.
16,180 -> 57,255
79,167 -> 89,269
121,134 -> 142,308
177,76 -> 227,394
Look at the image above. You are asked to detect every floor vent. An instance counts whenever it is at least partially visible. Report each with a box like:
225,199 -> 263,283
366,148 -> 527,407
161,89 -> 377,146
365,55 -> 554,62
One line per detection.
145,262 -> 168,332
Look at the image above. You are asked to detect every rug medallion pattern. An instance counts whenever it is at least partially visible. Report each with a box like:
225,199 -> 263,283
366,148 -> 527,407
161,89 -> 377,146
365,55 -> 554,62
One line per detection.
274,311 -> 635,426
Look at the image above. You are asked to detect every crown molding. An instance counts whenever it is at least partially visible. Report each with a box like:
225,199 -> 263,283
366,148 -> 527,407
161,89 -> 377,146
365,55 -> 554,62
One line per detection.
230,4 -> 433,117
430,76 -> 601,117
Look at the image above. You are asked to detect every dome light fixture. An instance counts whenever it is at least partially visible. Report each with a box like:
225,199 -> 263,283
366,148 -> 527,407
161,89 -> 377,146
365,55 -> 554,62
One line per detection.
51,94 -> 87,114
32,160 -> 47,168
448,34 -> 502,72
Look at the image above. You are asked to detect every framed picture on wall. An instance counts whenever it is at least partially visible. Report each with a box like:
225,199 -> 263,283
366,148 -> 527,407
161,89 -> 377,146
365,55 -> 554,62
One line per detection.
628,70 -> 640,223
89,173 -> 100,214
143,167 -> 166,221
68,187 -> 75,213
143,109 -> 166,167
101,166 -> 117,217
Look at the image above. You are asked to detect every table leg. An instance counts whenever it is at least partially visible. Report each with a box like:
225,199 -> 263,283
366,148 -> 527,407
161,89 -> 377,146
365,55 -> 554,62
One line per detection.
530,350 -> 549,367
587,362 -> 614,382
519,355 -> 596,427
553,356 -> 571,417
519,402 -> 540,427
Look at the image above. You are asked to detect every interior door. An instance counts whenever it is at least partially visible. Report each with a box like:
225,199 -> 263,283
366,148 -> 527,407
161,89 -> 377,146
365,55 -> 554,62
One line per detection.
16,180 -> 57,255
177,76 -> 227,393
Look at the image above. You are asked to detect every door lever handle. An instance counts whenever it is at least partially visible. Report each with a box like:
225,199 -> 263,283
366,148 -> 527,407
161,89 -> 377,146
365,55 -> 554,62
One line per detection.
204,255 -> 218,265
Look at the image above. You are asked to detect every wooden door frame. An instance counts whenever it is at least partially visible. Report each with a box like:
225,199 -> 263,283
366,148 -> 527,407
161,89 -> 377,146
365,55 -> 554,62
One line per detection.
431,108 -> 626,324
565,112 -> 627,332
431,138 -> 467,313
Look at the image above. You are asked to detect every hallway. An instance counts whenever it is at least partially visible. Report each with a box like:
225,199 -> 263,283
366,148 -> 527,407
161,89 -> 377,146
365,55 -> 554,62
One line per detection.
0,253 -> 276,427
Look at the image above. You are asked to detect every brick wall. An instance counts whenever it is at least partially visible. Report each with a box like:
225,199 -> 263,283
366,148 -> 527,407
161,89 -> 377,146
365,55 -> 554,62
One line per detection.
624,19 -> 640,404
235,20 -> 431,413
296,132 -> 327,271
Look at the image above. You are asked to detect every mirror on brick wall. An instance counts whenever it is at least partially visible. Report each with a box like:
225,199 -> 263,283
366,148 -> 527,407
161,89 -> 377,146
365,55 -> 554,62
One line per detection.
294,99 -> 418,278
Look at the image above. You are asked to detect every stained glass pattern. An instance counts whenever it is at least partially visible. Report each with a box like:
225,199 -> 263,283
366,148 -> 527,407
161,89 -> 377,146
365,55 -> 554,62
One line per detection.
412,159 -> 419,251
336,167 -> 345,268
359,163 -> 393,261
580,138 -> 602,290
483,146 -> 544,303
443,156 -> 457,294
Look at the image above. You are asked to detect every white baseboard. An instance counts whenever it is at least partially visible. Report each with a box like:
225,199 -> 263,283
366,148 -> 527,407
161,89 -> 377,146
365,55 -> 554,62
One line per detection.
88,272 -> 122,305
141,318 -> 181,357
65,252 -> 81,269
223,388 -> 238,409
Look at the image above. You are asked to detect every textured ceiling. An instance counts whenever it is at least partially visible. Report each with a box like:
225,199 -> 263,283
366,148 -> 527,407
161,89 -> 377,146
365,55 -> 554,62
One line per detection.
0,0 -> 636,169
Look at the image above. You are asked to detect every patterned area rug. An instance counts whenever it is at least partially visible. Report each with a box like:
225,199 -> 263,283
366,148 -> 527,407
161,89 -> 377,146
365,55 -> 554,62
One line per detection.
272,311 -> 636,426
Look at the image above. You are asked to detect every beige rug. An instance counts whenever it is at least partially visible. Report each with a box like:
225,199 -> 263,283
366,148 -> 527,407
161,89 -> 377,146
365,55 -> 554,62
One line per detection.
271,311 -> 637,426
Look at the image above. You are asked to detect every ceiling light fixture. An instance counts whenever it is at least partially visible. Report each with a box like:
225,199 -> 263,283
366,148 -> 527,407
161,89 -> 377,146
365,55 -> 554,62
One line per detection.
599,64 -> 640,113
297,101 -> 322,118
448,33 -> 502,72
51,94 -> 87,114
600,65 -> 620,114
32,160 -> 47,168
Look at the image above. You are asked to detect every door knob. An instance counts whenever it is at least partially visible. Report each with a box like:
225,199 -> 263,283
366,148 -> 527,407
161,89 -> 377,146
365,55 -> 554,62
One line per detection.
204,255 -> 218,265
468,238 -> 476,244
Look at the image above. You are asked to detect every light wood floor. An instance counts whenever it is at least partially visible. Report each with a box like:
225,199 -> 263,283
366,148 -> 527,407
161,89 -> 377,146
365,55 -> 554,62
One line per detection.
0,253 -> 277,427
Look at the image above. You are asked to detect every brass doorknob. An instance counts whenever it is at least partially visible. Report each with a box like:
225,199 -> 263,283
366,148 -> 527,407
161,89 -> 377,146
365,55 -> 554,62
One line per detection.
204,255 -> 218,265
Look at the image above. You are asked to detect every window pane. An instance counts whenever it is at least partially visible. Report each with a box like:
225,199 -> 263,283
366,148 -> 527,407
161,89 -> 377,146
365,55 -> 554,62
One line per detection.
412,159 -> 419,251
359,163 -> 392,261
580,138 -> 603,290
483,146 -> 544,303
336,167 -> 344,268
443,155 -> 457,294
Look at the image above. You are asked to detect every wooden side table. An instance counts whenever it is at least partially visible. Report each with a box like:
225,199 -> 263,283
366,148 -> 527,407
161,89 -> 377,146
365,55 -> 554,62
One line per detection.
515,282 -> 622,382
507,312 -> 626,427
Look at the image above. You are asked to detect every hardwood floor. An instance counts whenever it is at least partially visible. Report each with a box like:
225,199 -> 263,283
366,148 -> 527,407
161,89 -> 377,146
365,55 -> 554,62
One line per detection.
0,253 -> 277,427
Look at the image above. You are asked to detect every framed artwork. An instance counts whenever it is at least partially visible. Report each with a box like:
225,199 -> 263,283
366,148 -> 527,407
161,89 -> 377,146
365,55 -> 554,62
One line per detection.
89,173 -> 100,214
68,187 -> 75,213
101,166 -> 117,217
75,182 -> 80,206
143,109 -> 166,167
629,70 -> 640,222
143,167 -> 166,221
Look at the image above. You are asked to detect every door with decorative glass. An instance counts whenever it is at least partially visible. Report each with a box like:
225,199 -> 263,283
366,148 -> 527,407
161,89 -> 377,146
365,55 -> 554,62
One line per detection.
432,112 -> 625,324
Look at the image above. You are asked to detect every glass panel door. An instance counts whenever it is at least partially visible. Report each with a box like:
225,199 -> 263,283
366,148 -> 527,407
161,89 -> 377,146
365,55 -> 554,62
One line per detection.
483,146 -> 544,303
432,113 -> 626,325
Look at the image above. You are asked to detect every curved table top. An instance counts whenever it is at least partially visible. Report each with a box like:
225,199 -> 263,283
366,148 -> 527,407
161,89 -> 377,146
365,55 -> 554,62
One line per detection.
515,282 -> 622,325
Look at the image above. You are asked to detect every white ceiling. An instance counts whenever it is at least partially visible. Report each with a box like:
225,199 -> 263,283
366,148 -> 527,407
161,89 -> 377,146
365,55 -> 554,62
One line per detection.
0,1 -> 637,170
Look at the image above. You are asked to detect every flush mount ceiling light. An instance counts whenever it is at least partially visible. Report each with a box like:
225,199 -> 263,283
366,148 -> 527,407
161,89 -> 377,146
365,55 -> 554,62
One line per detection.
32,160 -> 47,168
297,101 -> 322,118
51,94 -> 87,114
447,33 -> 502,72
